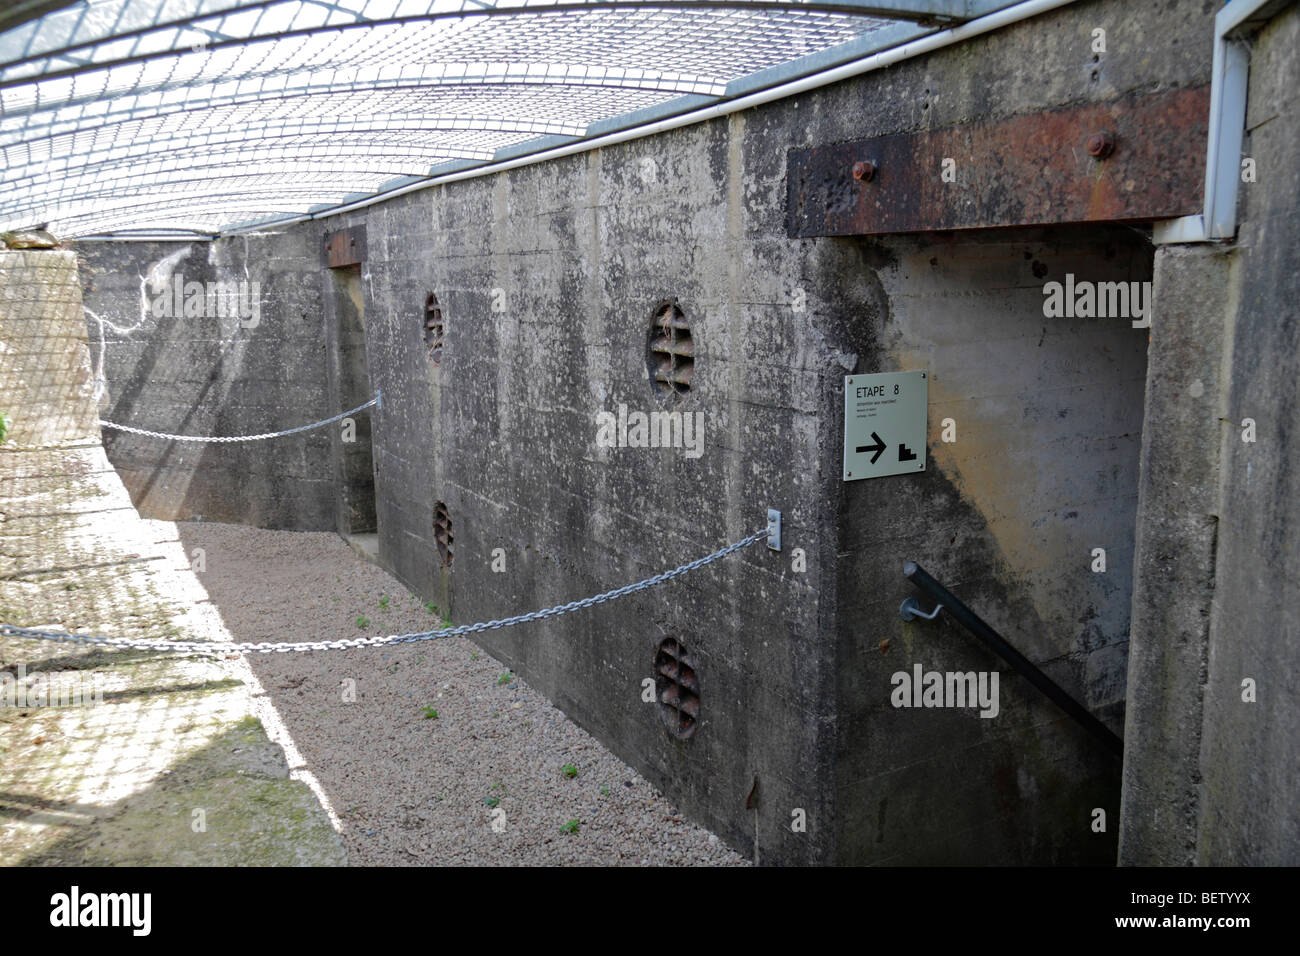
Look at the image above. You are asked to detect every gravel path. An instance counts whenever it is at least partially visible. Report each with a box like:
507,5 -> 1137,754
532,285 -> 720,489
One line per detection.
177,521 -> 748,866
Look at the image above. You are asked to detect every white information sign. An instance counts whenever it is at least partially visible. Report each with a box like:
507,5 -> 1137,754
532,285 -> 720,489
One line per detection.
843,370 -> 928,481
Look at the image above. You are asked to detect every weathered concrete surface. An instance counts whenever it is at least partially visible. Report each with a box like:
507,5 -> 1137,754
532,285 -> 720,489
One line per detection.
0,250 -> 97,444
76,235 -> 337,530
1118,244 -> 1232,865
0,254 -> 344,865
1120,2 -> 1300,866
836,227 -> 1145,865
1197,1 -> 1300,867
356,135 -> 839,864
322,265 -> 376,537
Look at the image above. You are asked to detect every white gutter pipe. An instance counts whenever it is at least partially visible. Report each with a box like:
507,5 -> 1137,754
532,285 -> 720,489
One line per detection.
1154,0 -> 1295,244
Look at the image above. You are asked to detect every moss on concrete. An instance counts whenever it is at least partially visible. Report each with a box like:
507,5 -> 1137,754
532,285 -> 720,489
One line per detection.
21,721 -> 344,867
1,437 -> 346,866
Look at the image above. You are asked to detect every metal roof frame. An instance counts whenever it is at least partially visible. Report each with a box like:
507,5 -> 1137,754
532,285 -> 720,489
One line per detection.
0,0 -> 1041,238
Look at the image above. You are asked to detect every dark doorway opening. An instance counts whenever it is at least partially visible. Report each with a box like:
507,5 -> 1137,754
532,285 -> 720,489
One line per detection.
325,263 -> 377,541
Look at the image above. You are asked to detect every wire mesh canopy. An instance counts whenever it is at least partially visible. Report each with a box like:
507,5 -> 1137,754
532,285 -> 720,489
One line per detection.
0,1 -> 994,238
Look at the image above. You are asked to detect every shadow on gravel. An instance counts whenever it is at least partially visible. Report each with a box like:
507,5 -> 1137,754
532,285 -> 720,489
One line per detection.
172,521 -> 748,867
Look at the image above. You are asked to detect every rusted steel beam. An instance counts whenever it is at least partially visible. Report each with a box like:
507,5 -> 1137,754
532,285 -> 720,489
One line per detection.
323,226 -> 366,268
786,86 -> 1210,237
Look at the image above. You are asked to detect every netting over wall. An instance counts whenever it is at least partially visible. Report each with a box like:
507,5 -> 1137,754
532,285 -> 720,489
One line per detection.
0,1 -> 991,237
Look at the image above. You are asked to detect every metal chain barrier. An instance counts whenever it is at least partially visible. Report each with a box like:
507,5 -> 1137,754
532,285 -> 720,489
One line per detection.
0,528 -> 770,654
98,393 -> 380,443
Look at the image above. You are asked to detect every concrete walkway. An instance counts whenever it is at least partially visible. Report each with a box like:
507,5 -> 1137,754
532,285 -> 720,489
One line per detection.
0,437 -> 346,865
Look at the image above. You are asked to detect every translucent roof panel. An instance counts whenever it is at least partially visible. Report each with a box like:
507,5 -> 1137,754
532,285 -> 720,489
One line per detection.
0,1 -> 986,237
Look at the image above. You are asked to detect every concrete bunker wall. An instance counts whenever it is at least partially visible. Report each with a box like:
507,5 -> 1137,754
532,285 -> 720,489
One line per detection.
77,233 -> 337,530
1190,1 -> 1300,867
348,169 -> 1148,869
76,0 -> 1223,864
1120,1 -> 1300,867
0,249 -> 97,445
349,127 -> 840,865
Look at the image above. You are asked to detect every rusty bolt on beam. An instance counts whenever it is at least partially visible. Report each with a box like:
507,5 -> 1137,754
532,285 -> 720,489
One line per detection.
851,160 -> 877,182
1086,130 -> 1116,159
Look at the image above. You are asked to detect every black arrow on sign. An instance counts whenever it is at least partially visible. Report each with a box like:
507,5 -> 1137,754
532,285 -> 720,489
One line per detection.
855,432 -> 886,464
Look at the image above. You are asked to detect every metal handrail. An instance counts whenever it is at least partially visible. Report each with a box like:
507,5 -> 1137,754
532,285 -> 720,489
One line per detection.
902,561 -> 1123,756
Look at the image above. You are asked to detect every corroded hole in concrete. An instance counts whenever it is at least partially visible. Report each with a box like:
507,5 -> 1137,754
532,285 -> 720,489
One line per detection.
647,302 -> 693,398
424,292 -> 443,364
654,637 -> 699,739
433,500 -> 453,567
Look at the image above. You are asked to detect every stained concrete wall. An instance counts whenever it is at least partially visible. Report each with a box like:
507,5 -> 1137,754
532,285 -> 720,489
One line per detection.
323,265 -> 377,537
1120,2 -> 1300,866
347,126 -> 839,864
834,227 -> 1146,864
78,0 -> 1230,864
77,235 -> 337,529
0,249 -> 96,444
340,179 -> 1149,868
